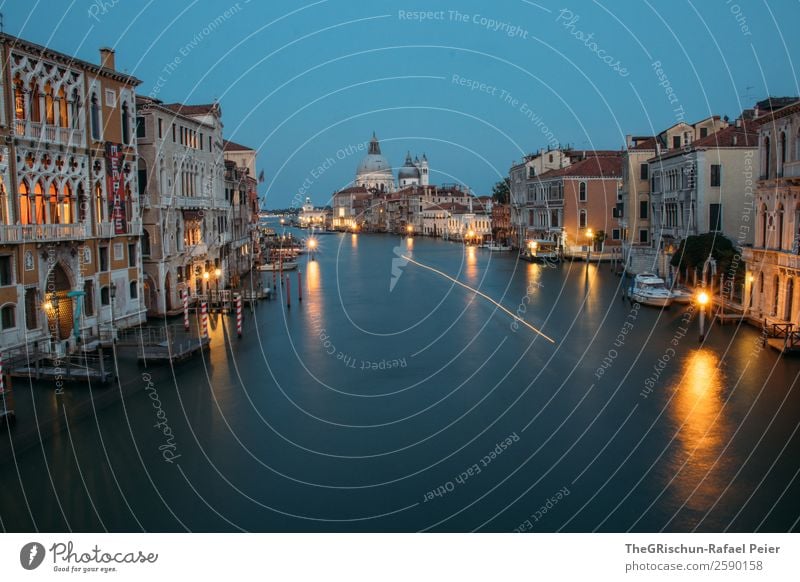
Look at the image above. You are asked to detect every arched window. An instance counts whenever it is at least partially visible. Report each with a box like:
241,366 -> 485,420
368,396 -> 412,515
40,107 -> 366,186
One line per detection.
71,88 -> 80,129
34,181 -> 45,224
786,278 -> 795,321
777,203 -> 785,250
129,280 -> 138,299
1,304 -> 16,330
0,183 -> 9,226
142,229 -> 151,257
61,183 -> 74,224
759,272 -> 764,295
763,135 -> 771,178
773,274 -> 781,316
90,93 -> 101,141
44,81 -> 55,125
30,82 -> 41,123
121,101 -> 130,144
57,86 -> 68,128
761,203 -> 768,248
779,131 -> 787,175
13,76 -> 26,121
18,181 -> 31,225
78,184 -> 87,222
579,209 -> 587,228
48,182 -> 58,224
796,127 -> 800,162
94,182 -> 104,223
579,181 -> 587,202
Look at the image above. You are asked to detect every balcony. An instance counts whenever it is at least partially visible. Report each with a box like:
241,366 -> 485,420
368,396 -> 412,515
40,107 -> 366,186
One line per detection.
783,161 -> 800,179
15,121 -> 84,148
175,195 -> 212,209
0,222 -> 89,242
94,219 -> 143,238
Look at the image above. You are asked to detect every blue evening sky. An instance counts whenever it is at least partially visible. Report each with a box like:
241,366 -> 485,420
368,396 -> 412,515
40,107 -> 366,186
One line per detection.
5,0 -> 798,207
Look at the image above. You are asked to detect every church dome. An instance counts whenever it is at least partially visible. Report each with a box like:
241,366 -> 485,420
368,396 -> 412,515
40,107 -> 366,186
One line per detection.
356,132 -> 392,177
398,152 -> 420,181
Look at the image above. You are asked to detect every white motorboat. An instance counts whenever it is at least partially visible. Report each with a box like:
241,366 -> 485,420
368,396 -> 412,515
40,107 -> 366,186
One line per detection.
258,261 -> 298,272
630,273 -> 673,307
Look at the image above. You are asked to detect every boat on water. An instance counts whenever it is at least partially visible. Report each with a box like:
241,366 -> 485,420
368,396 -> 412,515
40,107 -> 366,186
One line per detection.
258,261 -> 298,272
481,239 -> 512,251
669,287 -> 694,304
521,240 -> 560,262
629,273 -> 673,307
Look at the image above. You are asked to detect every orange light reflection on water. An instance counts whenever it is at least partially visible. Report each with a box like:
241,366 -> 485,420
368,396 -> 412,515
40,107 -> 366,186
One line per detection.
667,348 -> 731,521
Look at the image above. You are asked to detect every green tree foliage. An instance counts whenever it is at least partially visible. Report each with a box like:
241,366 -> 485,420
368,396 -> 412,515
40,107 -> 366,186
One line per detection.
670,233 -> 743,279
492,178 -> 510,204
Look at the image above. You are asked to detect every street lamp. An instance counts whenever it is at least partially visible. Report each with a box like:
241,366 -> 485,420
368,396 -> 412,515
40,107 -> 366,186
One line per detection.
406,224 -> 413,237
586,228 -> 593,264
697,291 -> 709,341
203,271 -> 210,296
214,267 -> 222,297
109,282 -> 117,338
308,237 -> 317,261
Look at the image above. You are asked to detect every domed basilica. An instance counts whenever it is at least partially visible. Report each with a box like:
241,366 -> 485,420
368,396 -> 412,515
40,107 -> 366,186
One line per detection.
354,132 -> 429,192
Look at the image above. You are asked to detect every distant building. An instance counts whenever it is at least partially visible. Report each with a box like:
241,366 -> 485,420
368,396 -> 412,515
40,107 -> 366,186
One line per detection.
298,197 -> 328,228
523,152 -> 623,256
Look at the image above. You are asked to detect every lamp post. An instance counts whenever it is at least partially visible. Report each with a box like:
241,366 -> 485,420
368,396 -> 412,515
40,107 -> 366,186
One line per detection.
203,271 -> 210,298
307,237 -> 317,261
214,267 -> 221,294
746,273 -> 754,310
406,224 -> 413,237
586,228 -> 593,265
697,291 -> 709,342
109,282 -> 116,340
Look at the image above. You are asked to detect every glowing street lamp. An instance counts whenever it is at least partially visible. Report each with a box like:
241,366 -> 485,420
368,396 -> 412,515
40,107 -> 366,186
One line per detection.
586,228 -> 594,264
697,291 -> 710,341
203,271 -> 210,295
214,267 -> 222,296
308,237 -> 318,261
406,224 -> 414,236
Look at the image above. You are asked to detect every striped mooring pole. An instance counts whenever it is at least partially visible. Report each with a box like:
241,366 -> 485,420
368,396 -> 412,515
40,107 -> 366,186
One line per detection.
235,294 -> 243,337
285,275 -> 291,309
201,301 -> 209,338
183,289 -> 190,331
297,271 -> 302,302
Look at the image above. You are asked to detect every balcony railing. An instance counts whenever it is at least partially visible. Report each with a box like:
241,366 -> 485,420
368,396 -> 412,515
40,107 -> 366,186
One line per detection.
0,222 -> 89,242
783,161 -> 800,179
15,120 -> 85,148
175,195 -> 212,208
94,219 -> 143,238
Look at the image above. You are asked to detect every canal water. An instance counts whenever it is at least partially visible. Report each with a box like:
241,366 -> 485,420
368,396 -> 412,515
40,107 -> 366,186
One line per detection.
2,228 -> 799,532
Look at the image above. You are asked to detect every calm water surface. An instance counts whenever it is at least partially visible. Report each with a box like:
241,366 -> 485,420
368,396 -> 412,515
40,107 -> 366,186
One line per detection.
2,228 -> 799,532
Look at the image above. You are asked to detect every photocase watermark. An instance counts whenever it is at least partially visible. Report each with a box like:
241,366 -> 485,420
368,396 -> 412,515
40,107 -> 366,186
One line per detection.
309,312 -> 407,371
514,486 -> 571,531
87,0 -> 121,22
143,372 -> 181,463
594,301 -> 640,380
146,2 -> 249,101
398,9 -> 529,39
20,542 -> 46,570
511,280 -> 544,333
555,8 -> 629,77
451,74 -> 560,149
726,0 -> 753,36
389,243 -> 409,292
423,432 -> 520,502
294,142 -> 368,210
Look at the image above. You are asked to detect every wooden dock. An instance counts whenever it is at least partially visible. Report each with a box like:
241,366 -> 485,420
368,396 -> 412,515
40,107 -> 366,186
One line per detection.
137,336 -> 210,364
762,322 -> 800,355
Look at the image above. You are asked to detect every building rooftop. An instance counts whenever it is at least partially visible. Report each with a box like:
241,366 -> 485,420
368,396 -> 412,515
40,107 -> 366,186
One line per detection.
538,153 -> 623,179
223,139 -> 255,152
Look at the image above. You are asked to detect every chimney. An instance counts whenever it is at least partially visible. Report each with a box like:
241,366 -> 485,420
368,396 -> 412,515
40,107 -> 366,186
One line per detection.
735,117 -> 742,128
99,47 -> 116,71
625,134 -> 633,148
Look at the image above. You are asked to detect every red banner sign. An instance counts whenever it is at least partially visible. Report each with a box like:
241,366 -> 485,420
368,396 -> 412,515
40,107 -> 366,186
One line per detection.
105,142 -> 127,235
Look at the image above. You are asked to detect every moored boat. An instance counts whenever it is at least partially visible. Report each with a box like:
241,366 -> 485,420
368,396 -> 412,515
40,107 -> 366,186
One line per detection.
258,261 -> 298,272
630,273 -> 673,307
